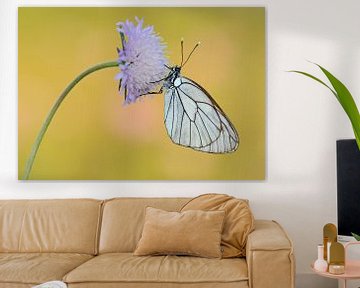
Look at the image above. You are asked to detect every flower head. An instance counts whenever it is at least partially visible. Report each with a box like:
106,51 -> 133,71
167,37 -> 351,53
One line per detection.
116,18 -> 168,104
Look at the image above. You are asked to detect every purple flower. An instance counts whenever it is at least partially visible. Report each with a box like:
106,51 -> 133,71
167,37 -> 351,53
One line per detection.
116,18 -> 168,104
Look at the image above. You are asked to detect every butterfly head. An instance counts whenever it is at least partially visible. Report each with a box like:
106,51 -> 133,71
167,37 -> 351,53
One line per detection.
163,65 -> 181,88
172,66 -> 181,75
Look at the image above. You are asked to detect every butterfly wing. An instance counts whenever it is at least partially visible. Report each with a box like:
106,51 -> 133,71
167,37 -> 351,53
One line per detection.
164,76 -> 239,153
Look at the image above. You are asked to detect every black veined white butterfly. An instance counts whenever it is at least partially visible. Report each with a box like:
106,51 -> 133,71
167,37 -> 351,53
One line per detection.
160,40 -> 239,154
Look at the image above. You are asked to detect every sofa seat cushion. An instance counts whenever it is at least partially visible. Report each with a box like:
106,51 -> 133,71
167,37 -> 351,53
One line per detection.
64,253 -> 248,285
0,253 -> 93,285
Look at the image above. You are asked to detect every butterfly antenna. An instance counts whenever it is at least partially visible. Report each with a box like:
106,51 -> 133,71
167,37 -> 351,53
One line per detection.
180,38 -> 184,66
181,41 -> 200,68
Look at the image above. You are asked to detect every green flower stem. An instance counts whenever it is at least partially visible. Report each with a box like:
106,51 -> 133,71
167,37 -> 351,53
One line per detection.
22,60 -> 119,180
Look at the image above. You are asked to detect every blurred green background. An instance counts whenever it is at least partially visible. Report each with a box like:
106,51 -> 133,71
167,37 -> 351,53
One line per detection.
18,7 -> 265,180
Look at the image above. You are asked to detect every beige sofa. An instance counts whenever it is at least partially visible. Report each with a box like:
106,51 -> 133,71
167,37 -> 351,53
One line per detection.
0,198 -> 295,288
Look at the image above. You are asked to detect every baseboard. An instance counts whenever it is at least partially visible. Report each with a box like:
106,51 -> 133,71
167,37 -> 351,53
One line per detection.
296,273 -> 337,288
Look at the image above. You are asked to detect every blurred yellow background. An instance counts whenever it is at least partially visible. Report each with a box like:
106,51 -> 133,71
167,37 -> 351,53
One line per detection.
18,7 -> 265,180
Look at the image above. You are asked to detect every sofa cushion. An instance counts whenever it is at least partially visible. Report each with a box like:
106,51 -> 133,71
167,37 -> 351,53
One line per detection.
0,199 -> 103,254
0,253 -> 93,285
181,194 -> 254,257
134,207 -> 225,258
63,253 -> 248,285
99,198 -> 190,253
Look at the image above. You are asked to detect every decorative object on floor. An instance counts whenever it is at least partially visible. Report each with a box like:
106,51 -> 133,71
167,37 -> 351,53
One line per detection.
181,193 -> 254,257
314,244 -> 328,272
18,7 -> 265,180
32,281 -> 67,288
323,223 -> 337,262
134,207 -> 225,258
290,63 -> 360,150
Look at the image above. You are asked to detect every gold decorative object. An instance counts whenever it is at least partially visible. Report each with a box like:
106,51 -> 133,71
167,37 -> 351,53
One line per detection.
323,223 -> 337,261
330,242 -> 345,264
329,242 -> 345,274
328,264 -> 345,275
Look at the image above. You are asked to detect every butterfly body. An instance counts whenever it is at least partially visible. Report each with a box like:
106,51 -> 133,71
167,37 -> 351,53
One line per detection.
162,65 -> 239,154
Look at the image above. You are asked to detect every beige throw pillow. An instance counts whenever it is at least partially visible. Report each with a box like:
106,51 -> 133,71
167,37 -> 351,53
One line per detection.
134,207 -> 225,258
181,193 -> 255,258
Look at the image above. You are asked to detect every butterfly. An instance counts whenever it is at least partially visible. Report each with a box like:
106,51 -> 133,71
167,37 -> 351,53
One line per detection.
160,40 -> 239,154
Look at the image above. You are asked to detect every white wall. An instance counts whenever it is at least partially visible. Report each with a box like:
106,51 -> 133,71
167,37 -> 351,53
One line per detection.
1,0 -> 359,287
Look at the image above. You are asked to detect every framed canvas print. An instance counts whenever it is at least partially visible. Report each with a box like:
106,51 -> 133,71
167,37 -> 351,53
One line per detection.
18,7 -> 265,180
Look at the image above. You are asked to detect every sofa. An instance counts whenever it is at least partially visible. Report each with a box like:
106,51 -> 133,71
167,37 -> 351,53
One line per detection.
0,198 -> 295,288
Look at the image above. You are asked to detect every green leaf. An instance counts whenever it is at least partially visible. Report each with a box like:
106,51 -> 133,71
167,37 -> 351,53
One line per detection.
290,64 -> 360,151
289,70 -> 337,98
351,232 -> 360,241
317,64 -> 360,149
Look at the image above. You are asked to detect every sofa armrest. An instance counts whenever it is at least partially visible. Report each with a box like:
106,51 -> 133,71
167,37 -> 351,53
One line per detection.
246,220 -> 295,288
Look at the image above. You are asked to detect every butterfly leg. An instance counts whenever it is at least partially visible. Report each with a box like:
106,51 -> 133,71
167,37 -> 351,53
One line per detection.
147,87 -> 164,95
139,87 -> 163,97
149,77 -> 167,84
